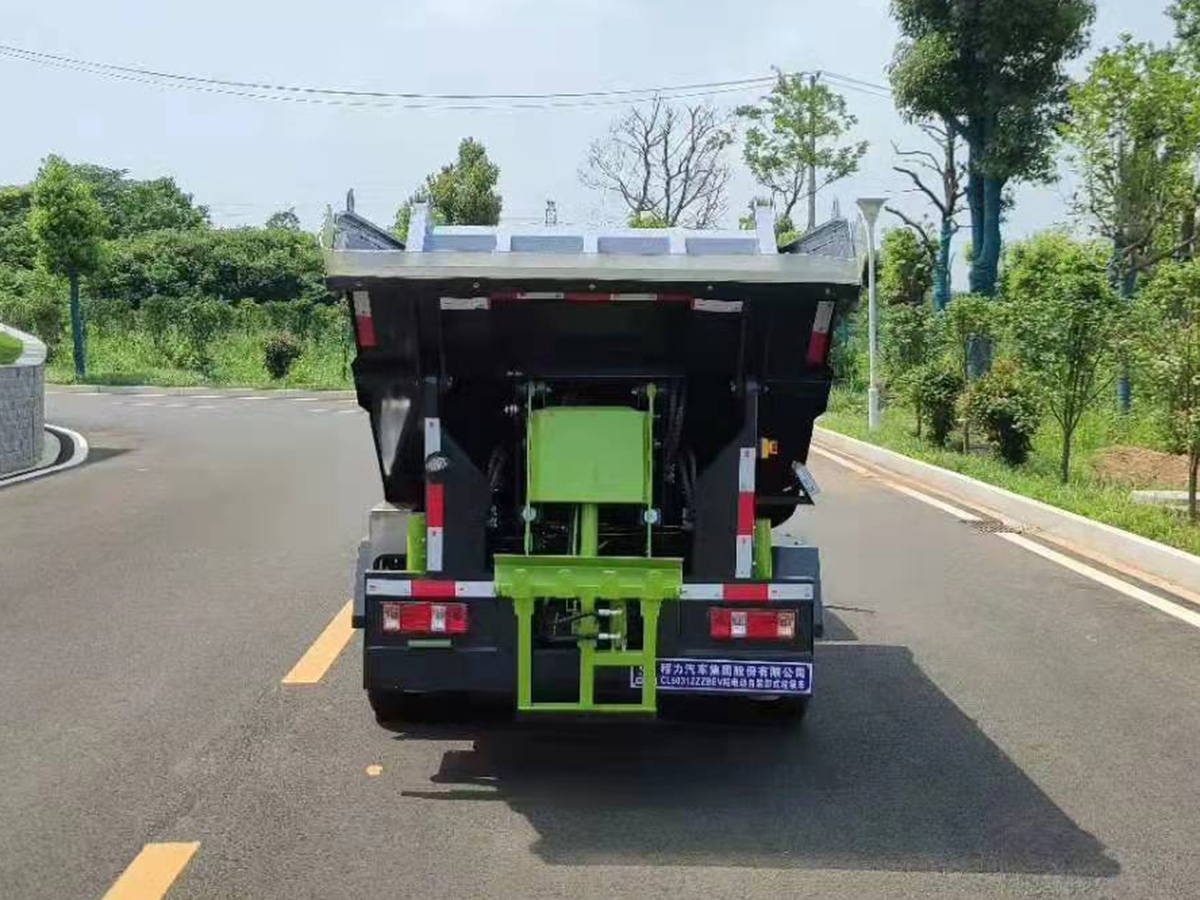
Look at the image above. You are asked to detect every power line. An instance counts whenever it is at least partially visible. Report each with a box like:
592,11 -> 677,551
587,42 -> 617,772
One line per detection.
0,43 -> 776,105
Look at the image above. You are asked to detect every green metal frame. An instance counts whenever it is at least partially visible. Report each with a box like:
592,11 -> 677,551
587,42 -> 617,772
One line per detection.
500,392 -> 684,714
495,552 -> 682,714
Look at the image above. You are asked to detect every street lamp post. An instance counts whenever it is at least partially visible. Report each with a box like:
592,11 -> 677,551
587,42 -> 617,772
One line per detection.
857,198 -> 887,431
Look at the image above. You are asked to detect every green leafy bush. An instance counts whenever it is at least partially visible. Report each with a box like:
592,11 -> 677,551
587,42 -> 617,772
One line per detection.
907,363 -> 964,446
263,332 -> 303,380
180,297 -> 233,372
962,360 -> 1043,465
0,267 -> 64,355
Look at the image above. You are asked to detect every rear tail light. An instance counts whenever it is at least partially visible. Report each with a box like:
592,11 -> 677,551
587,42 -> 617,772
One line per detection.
710,608 -> 796,641
381,601 -> 468,635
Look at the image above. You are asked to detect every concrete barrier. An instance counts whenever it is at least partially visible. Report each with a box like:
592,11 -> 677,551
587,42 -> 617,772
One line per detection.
0,323 -> 46,477
815,426 -> 1200,593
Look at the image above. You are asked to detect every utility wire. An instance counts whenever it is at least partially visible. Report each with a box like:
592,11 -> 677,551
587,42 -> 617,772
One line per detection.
0,43 -> 776,105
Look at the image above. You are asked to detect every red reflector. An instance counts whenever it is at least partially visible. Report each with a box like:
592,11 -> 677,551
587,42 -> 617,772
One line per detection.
736,492 -> 755,535
426,482 -> 445,528
411,579 -> 456,599
723,583 -> 769,602
356,314 -> 377,348
709,608 -> 796,641
381,601 -> 468,634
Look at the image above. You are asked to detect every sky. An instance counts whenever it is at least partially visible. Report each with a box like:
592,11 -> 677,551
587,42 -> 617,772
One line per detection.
0,0 -> 1182,288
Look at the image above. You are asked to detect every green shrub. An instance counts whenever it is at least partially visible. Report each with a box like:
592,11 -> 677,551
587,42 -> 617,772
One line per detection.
263,331 -> 302,379
0,268 -> 64,355
907,363 -> 964,447
962,359 -> 1042,465
180,297 -> 233,372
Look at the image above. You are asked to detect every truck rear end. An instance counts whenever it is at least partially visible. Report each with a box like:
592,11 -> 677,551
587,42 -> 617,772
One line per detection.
324,201 -> 859,721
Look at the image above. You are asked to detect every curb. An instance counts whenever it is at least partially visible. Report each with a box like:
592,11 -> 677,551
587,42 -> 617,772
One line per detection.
0,425 -> 89,489
48,384 -> 357,399
814,426 -> 1200,594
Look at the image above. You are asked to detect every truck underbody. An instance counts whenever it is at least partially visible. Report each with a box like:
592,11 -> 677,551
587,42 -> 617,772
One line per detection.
325,201 -> 860,721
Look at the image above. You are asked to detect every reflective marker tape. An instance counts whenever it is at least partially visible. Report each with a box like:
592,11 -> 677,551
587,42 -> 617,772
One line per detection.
735,535 -> 753,579
679,582 -> 816,601
738,447 -> 756,492
424,417 -> 441,455
806,301 -> 835,367
455,581 -> 497,598
427,527 -> 444,571
353,291 -> 376,348
366,578 -> 413,597
440,296 -> 490,310
692,299 -> 744,313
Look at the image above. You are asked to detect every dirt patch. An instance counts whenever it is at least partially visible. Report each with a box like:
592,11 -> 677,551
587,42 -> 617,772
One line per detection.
1091,445 -> 1192,489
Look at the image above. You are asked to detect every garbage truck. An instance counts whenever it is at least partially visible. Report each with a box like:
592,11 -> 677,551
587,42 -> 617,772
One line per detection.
322,197 -> 860,721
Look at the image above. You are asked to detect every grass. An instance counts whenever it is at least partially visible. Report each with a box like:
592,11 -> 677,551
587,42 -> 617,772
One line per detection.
821,389 -> 1200,558
0,331 -> 22,365
46,328 -> 353,390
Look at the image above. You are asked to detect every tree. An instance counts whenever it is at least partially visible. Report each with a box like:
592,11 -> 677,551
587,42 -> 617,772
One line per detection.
30,156 -> 108,378
265,208 -> 302,232
1137,260 -> 1200,522
1061,36 -> 1200,413
736,72 -> 868,233
1062,37 -> 1200,296
0,185 -> 36,269
887,118 -> 967,309
1000,234 -> 1124,482
878,227 -> 935,306
393,138 -> 502,242
581,97 -> 733,228
889,0 -> 1096,296
66,163 -> 209,237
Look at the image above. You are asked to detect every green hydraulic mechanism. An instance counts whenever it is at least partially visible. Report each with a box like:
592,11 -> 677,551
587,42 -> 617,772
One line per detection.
496,385 -> 682,714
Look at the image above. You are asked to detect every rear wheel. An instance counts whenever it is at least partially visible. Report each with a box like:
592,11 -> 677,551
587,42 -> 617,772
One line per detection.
368,689 -> 422,723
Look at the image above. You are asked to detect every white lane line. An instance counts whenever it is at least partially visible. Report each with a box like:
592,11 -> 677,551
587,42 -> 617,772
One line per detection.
189,394 -> 224,399
812,445 -> 980,521
308,408 -> 330,413
163,402 -> 188,409
811,445 -> 873,476
815,441 -> 1200,625
134,393 -> 166,398
236,395 -> 270,401
335,408 -> 358,415
192,404 -> 217,410
999,533 -> 1200,630
131,402 -> 158,407
290,397 -> 322,402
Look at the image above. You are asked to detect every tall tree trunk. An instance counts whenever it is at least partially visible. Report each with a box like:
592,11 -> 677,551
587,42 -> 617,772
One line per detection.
1116,261 -> 1137,414
934,217 -> 953,311
1190,451 -> 1198,525
967,169 -> 985,294
973,176 -> 1004,297
1181,203 -> 1197,262
1060,426 -> 1074,484
69,272 -> 86,379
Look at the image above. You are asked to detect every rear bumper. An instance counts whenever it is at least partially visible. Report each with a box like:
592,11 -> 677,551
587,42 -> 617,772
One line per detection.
363,594 -> 815,700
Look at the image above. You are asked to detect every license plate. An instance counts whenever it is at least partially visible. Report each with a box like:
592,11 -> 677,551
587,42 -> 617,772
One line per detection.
632,658 -> 812,695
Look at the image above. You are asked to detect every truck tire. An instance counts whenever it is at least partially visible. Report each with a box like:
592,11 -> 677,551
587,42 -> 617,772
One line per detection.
368,689 -> 420,723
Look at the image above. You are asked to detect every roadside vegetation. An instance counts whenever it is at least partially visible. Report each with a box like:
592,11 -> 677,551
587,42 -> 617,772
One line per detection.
0,330 -> 21,365
1,0 -> 1199,543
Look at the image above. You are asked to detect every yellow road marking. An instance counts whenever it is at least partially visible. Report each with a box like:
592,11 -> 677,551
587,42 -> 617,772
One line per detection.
365,764 -> 383,777
101,842 -> 199,900
282,600 -> 354,685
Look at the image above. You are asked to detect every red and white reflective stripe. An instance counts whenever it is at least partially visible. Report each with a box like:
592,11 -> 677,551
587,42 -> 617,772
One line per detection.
806,301 -> 835,367
491,292 -> 693,305
440,297 -> 490,311
365,578 -> 497,598
425,417 -> 444,572
680,582 -> 815,601
736,446 -> 755,578
353,290 -> 377,348
692,299 -> 744,313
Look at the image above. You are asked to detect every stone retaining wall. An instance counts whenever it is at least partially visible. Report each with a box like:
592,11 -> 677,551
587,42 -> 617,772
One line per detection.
0,323 -> 46,477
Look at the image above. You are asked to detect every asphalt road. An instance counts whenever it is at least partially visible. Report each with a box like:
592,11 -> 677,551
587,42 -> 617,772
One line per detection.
3,389 -> 1200,899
